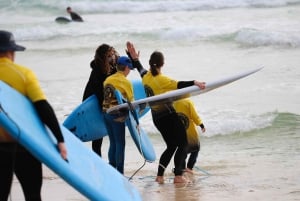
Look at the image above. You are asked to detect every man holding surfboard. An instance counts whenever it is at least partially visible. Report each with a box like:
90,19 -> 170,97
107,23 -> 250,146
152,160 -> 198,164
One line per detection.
0,30 -> 68,201
126,42 -> 206,183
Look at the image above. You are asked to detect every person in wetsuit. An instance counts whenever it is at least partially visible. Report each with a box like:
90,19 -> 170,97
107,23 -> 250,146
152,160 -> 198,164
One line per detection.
0,30 -> 68,201
66,7 -> 83,22
102,56 -> 134,174
173,98 -> 206,174
126,42 -> 206,184
82,44 -> 118,157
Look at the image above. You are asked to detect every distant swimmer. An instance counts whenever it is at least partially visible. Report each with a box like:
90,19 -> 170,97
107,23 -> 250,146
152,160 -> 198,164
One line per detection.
66,7 -> 83,22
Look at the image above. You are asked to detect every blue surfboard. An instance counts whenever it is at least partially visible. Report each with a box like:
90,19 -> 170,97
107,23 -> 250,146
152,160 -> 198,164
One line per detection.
114,90 -> 156,162
63,80 -> 150,142
0,81 -> 142,201
63,95 -> 107,141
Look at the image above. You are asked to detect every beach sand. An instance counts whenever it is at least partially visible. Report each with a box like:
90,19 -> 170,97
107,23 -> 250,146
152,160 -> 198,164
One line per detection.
10,133 -> 300,201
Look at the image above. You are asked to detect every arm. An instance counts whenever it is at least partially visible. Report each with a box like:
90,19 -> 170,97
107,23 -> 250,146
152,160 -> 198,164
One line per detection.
189,100 -> 206,133
199,124 -> 206,133
82,66 -> 106,108
178,80 -> 206,89
126,41 -> 147,77
126,41 -> 205,89
34,100 -> 68,160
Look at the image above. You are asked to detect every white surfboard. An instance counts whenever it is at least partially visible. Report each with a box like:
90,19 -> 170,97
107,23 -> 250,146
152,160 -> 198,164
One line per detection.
107,67 -> 263,114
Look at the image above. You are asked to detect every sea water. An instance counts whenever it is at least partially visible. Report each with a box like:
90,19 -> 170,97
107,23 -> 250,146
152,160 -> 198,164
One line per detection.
1,0 -> 300,200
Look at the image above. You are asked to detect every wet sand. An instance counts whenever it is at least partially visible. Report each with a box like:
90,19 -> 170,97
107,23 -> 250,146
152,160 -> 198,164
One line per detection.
10,134 -> 300,201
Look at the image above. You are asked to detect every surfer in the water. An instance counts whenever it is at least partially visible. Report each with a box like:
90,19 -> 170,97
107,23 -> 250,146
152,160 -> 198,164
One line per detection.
66,7 -> 83,22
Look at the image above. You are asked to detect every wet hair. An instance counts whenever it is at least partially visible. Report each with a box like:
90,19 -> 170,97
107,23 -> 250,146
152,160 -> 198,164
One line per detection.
149,51 -> 164,76
94,44 -> 113,75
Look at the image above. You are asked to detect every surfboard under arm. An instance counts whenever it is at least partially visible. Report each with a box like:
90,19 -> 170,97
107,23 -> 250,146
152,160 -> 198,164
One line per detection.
107,67 -> 263,114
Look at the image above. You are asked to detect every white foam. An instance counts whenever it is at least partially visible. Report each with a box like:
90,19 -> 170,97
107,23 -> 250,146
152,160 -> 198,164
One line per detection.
235,28 -> 300,48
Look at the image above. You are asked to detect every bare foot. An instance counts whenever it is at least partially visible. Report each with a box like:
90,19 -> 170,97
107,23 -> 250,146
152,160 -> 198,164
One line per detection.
173,175 -> 189,184
155,176 -> 164,184
184,168 -> 194,174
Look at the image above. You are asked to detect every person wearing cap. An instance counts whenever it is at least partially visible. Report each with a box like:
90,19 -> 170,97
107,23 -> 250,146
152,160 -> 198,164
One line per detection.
82,44 -> 118,157
0,30 -> 68,200
126,42 -> 206,184
66,7 -> 83,22
173,98 -> 206,174
102,56 -> 134,174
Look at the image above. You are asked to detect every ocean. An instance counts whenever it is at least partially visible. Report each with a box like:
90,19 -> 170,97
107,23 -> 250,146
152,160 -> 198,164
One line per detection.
1,0 -> 300,200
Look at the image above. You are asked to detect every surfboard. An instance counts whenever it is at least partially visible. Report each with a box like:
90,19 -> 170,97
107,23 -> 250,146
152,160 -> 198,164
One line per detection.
107,67 -> 263,114
0,81 -> 142,201
114,90 -> 156,162
55,16 -> 72,24
63,95 -> 107,141
63,80 -> 150,142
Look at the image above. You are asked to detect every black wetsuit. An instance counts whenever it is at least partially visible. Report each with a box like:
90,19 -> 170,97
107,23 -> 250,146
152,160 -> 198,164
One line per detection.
0,100 -> 64,201
131,59 -> 194,176
70,12 -> 83,22
82,60 -> 113,157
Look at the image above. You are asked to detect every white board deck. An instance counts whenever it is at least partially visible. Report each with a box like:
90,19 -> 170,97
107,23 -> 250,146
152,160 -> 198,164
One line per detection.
107,67 -> 263,114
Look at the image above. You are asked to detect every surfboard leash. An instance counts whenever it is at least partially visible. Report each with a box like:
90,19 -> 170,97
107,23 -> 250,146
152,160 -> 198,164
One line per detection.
128,123 -> 148,181
194,166 -> 211,176
128,159 -> 146,181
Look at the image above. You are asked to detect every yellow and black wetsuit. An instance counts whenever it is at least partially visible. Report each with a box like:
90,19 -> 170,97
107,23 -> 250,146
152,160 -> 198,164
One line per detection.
173,98 -> 203,152
0,57 -> 64,201
103,71 -> 133,111
142,70 -> 194,176
102,71 -> 133,174
173,98 -> 205,170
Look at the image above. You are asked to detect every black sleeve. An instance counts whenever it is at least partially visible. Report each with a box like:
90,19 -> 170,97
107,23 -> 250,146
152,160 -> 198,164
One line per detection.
177,81 -> 194,89
34,100 -> 64,143
126,51 -> 147,78
94,78 -> 105,107
132,60 -> 147,78
71,12 -> 83,22
82,70 -> 105,108
199,124 -> 205,129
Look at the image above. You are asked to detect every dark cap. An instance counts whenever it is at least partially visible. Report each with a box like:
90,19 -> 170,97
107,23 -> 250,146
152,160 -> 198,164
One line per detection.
117,56 -> 133,69
0,30 -> 25,52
